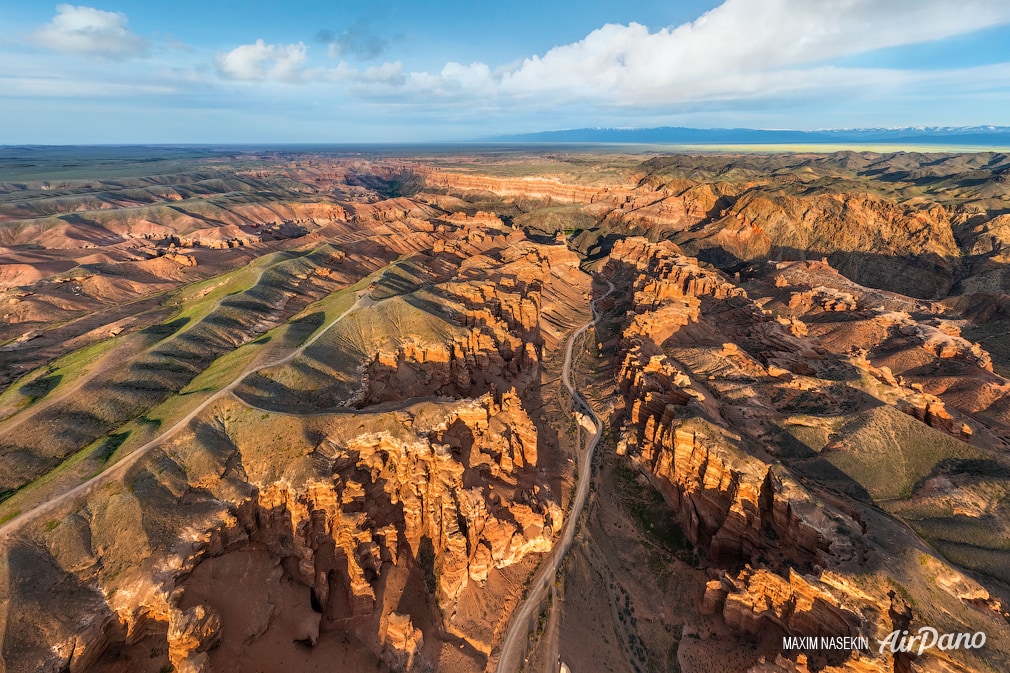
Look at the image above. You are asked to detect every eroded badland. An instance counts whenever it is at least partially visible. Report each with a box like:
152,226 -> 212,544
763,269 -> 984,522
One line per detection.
3,148 -> 1010,673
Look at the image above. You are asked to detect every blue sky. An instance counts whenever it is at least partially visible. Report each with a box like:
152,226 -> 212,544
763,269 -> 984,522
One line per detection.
3,0 -> 1010,143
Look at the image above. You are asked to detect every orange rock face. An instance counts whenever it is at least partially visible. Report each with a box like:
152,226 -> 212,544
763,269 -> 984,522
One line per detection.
607,236 -> 1010,672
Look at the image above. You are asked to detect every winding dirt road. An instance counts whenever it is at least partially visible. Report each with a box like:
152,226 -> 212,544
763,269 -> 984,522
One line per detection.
0,291 -> 373,540
496,276 -> 614,673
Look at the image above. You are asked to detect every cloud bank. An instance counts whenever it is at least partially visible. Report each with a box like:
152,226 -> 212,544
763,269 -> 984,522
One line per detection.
32,0 -> 1010,105
360,0 -> 1007,107
10,0 -> 1010,141
34,4 -> 149,60
487,0 -> 1010,103
215,40 -> 309,83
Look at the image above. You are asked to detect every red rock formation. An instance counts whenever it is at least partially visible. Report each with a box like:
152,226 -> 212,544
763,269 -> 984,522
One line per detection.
608,237 -> 745,312
895,392 -> 959,435
789,287 -> 859,312
168,605 -> 223,673
631,417 -> 858,566
380,612 -> 423,669
704,567 -> 863,643
424,171 -> 635,205
240,393 -> 559,624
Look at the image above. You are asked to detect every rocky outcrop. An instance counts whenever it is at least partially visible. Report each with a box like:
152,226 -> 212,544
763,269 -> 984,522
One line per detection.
3,392 -> 561,673
609,242 -> 858,570
350,244 -> 559,407
424,171 -> 635,206
165,252 -> 198,267
703,567 -> 864,643
746,653 -> 888,673
354,332 -> 538,405
168,605 -> 223,673
631,417 -> 859,567
606,230 -> 1010,673
607,237 -> 745,312
895,392 -> 961,436
860,307 -> 994,371
426,158 -> 971,298
380,612 -> 423,669
444,210 -> 505,227
244,392 -> 560,620
789,287 -> 859,313
346,197 -> 437,223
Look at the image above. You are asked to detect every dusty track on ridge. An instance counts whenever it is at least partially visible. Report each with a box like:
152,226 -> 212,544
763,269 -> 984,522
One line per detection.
0,291 -> 375,540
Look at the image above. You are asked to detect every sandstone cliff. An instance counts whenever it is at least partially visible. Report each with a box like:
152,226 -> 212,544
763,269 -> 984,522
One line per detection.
606,237 -> 1010,672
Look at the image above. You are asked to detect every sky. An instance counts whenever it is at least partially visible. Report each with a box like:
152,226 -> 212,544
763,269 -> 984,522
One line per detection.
3,0 -> 1010,143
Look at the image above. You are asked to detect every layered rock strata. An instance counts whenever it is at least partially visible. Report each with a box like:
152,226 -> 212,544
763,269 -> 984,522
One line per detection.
607,237 -> 1010,672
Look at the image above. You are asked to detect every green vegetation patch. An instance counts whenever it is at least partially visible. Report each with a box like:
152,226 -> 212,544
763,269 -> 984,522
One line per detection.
820,406 -> 983,501
963,320 -> 1010,379
782,416 -> 838,453
370,258 -> 435,300
514,204 -> 597,236
17,374 -> 62,404
94,432 -> 131,464
0,336 -> 122,415
612,461 -> 691,556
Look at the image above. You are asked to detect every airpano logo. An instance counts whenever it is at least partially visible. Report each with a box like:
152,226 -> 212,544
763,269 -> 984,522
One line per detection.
877,627 -> 986,656
780,628 -> 987,657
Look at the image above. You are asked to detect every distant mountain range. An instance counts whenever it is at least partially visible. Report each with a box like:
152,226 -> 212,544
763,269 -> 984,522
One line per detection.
486,126 -> 1010,146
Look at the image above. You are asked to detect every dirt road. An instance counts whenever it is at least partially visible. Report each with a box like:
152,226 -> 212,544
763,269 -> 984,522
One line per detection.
0,291 -> 372,540
496,277 -> 614,673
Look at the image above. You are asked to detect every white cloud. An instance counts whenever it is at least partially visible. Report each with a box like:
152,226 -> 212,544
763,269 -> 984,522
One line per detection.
19,0 -> 1010,135
328,0 -> 1005,111
34,4 -> 149,60
203,0 -> 1010,112
232,0 -> 1007,120
313,61 -> 358,83
215,40 -> 308,83
490,0 -> 1010,104
361,61 -> 404,85
439,62 -> 493,92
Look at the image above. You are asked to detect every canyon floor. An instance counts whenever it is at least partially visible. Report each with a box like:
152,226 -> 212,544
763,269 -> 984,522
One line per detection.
3,147 -> 1010,673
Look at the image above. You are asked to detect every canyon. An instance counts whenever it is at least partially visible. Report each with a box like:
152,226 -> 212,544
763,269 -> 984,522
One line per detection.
2,148 -> 1010,673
